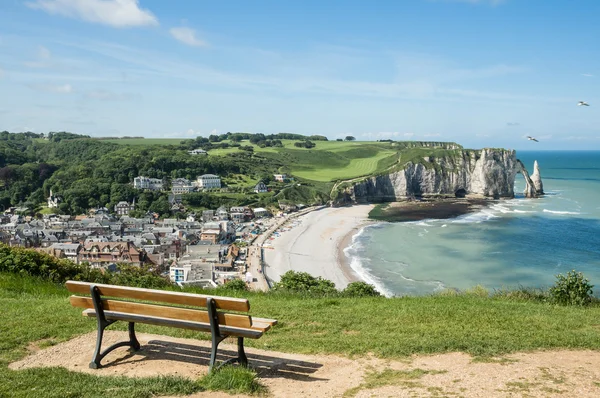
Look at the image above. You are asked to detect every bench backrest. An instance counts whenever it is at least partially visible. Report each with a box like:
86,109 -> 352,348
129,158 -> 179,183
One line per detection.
66,281 -> 254,329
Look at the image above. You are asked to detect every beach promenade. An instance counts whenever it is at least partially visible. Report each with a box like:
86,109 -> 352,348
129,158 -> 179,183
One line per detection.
246,206 -> 325,291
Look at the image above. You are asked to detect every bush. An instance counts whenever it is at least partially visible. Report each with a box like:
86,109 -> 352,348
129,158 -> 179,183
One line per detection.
0,244 -> 170,289
549,270 -> 594,306
274,270 -> 337,296
221,278 -> 248,291
342,281 -> 381,297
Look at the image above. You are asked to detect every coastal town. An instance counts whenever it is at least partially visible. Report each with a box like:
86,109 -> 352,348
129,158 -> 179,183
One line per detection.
0,172 -> 307,290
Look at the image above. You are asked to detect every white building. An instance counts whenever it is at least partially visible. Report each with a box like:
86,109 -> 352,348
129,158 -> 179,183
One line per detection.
133,176 -> 163,191
188,149 -> 207,156
252,207 -> 269,218
253,182 -> 268,193
114,201 -> 134,216
196,174 -> 221,189
171,178 -> 195,194
274,174 -> 287,182
47,189 -> 61,208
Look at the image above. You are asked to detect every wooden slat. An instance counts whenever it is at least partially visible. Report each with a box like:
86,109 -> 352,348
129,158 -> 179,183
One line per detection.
66,281 -> 250,312
252,317 -> 278,326
82,309 -> 263,339
71,296 -> 252,328
250,321 -> 272,333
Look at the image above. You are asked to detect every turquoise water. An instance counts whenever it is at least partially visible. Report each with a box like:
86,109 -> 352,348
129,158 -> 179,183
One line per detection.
345,151 -> 600,297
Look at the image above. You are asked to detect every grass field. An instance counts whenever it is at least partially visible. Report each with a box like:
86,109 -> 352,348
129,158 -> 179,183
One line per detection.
291,151 -> 398,181
208,140 -> 399,183
100,138 -> 185,146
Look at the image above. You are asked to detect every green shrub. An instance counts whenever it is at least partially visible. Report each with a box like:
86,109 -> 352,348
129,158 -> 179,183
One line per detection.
0,244 -> 170,289
221,278 -> 248,291
549,270 -> 594,306
198,365 -> 266,395
342,281 -> 381,297
273,270 -> 337,296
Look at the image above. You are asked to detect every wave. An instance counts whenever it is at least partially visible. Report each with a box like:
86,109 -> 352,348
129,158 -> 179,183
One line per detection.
543,209 -> 581,215
343,226 -> 394,298
451,209 -> 500,224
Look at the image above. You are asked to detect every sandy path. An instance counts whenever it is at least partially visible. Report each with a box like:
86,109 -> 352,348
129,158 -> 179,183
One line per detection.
10,331 -> 600,397
263,205 -> 374,290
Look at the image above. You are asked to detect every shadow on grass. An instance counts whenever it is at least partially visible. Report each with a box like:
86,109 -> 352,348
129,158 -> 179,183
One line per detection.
104,339 -> 325,382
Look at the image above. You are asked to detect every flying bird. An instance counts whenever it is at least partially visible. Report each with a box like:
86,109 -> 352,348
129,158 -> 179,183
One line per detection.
578,101 -> 590,106
527,136 -> 539,142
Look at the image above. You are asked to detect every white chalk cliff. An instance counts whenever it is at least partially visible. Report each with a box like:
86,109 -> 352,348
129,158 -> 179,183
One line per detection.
530,160 -> 544,195
335,149 -> 543,203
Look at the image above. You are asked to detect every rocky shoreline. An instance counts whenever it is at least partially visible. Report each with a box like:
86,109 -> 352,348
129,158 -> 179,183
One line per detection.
368,197 -> 492,222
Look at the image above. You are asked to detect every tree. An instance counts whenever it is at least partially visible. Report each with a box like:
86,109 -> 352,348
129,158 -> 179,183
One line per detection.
345,136 -> 356,141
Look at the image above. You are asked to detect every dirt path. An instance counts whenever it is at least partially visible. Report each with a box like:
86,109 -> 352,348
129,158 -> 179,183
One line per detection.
10,331 -> 600,397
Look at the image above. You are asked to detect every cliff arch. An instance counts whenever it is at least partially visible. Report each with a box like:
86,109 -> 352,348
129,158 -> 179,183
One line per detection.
516,160 -> 537,198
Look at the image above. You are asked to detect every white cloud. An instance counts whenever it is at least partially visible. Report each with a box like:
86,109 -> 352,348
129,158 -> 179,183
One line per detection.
507,122 -> 520,126
169,27 -> 207,47
25,46 -> 53,68
423,133 -> 442,137
404,132 -> 415,138
581,73 -> 594,77
28,83 -> 73,93
27,0 -> 158,28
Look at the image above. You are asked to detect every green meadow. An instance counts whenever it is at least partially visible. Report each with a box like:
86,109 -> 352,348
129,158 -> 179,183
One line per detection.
2,272 -> 600,397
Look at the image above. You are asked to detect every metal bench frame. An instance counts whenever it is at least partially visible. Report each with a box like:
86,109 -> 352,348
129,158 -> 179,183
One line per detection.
88,284 -> 248,372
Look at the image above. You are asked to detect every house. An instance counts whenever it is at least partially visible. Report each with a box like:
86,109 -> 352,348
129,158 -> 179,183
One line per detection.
200,222 -> 223,244
188,149 -> 208,156
216,206 -> 229,221
273,174 -> 287,182
171,178 -> 195,194
47,189 -> 61,208
202,210 -> 215,222
279,202 -> 298,212
114,201 -> 134,216
78,241 -> 146,268
133,176 -> 163,191
196,174 -> 221,190
46,243 -> 81,264
253,181 -> 268,193
252,207 -> 269,218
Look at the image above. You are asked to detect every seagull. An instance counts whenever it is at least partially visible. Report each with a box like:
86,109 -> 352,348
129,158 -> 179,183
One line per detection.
527,136 -> 539,142
578,101 -> 590,106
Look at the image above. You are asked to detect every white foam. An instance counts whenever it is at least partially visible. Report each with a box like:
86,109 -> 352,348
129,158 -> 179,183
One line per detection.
343,225 -> 394,297
543,209 -> 581,215
451,209 -> 500,224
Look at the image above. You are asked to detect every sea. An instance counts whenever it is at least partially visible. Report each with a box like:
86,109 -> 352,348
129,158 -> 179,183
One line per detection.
344,151 -> 600,297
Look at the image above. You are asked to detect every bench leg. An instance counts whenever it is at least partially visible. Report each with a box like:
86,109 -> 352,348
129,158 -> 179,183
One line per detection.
209,334 -> 226,373
237,337 -> 248,367
128,322 -> 141,351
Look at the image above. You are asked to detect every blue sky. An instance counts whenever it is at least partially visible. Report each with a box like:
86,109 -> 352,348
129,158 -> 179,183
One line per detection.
0,0 -> 599,149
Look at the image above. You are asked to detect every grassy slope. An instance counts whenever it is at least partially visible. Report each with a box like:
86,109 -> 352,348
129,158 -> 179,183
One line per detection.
2,273 -> 600,397
210,140 -> 399,182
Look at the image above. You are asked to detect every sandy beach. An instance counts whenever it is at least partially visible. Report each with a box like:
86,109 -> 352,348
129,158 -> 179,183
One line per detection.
263,205 -> 374,289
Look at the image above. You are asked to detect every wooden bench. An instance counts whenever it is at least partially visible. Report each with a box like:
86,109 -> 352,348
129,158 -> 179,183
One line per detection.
66,281 -> 277,372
